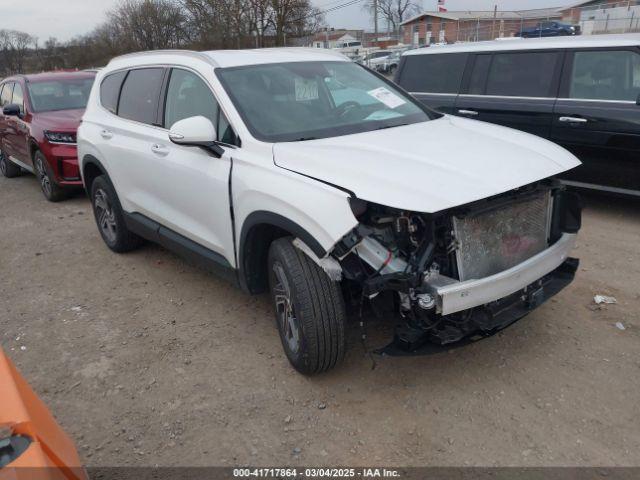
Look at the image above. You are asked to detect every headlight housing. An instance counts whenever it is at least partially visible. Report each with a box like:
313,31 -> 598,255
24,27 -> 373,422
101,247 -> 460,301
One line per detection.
44,131 -> 76,144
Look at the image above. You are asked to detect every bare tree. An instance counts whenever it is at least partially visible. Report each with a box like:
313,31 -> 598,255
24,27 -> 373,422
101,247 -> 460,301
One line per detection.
365,0 -> 418,37
108,0 -> 189,51
37,37 -> 66,71
0,29 -> 37,75
271,0 -> 320,46
2,0 -> 325,73
247,0 -> 274,47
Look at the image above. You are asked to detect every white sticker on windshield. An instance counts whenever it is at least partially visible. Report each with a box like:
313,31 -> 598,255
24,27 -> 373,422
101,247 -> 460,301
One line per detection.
295,78 -> 319,101
367,87 -> 406,109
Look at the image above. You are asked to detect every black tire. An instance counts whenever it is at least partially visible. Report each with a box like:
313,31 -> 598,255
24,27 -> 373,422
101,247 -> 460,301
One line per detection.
0,146 -> 21,178
34,151 -> 68,202
268,237 -> 346,374
90,175 -> 144,253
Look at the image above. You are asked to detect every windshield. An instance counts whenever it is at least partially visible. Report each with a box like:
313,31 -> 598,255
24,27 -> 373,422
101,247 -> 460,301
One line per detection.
28,78 -> 95,112
216,61 -> 434,142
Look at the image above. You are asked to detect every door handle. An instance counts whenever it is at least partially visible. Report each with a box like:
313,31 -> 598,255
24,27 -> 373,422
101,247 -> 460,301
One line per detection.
458,109 -> 479,116
151,144 -> 169,156
100,129 -> 113,139
559,116 -> 588,124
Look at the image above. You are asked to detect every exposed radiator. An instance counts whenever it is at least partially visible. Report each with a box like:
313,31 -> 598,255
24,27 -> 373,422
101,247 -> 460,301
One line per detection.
453,192 -> 552,281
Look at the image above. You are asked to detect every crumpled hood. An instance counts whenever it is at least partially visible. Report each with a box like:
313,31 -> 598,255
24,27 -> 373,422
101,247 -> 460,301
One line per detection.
33,109 -> 84,131
273,115 -> 581,213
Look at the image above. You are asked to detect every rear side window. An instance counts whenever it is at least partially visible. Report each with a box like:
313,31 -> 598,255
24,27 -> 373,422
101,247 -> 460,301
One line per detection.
569,50 -> 640,102
100,71 -> 127,114
485,52 -> 560,97
0,83 -> 13,107
399,53 -> 468,94
12,83 -> 25,114
118,68 -> 164,125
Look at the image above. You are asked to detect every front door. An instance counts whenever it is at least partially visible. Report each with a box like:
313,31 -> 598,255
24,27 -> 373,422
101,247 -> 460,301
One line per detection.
120,67 -> 236,265
551,48 -> 640,195
0,82 -> 15,159
5,82 -> 31,168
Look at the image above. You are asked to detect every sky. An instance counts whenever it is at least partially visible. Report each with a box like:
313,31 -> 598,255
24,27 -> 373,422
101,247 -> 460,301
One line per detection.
0,0 -> 579,42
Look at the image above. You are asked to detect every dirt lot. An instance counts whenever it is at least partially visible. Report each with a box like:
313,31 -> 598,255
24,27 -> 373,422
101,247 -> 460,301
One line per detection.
1,172 -> 639,467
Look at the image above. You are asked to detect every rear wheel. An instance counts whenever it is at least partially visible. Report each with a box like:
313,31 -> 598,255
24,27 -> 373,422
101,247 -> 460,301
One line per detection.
268,238 -> 346,375
90,175 -> 144,253
34,151 -> 67,202
0,146 -> 21,178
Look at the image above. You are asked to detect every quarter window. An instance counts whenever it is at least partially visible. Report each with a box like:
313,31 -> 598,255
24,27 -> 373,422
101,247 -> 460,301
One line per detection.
100,71 -> 127,114
399,53 -> 468,94
485,52 -> 559,97
118,68 -> 164,125
569,50 -> 640,102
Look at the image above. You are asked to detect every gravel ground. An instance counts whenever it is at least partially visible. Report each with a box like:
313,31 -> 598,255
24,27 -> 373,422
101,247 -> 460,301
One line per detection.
1,172 -> 639,467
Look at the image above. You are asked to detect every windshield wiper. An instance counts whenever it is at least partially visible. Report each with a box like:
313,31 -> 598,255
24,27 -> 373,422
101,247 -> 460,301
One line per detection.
293,136 -> 318,141
375,123 -> 409,131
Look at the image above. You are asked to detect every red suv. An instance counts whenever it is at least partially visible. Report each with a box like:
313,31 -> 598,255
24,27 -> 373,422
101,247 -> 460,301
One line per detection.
0,71 -> 96,201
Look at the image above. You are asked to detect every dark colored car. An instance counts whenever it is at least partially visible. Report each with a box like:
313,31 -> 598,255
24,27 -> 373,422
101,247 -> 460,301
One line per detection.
0,71 -> 96,201
395,34 -> 640,197
519,21 -> 579,38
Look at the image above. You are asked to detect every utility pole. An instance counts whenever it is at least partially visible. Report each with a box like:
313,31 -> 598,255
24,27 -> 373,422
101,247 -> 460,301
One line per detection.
373,0 -> 379,45
491,4 -> 497,39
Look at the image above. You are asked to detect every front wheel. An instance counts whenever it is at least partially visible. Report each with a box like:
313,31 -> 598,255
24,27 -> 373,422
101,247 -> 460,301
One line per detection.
0,146 -> 21,178
34,151 -> 67,202
268,238 -> 347,375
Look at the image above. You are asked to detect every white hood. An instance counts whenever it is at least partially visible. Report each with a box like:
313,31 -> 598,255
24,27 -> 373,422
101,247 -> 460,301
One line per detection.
273,115 -> 581,213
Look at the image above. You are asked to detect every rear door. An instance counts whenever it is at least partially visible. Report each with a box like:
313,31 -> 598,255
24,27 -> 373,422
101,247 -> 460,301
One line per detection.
455,50 -> 564,139
552,47 -> 640,194
395,52 -> 469,115
99,67 -> 169,216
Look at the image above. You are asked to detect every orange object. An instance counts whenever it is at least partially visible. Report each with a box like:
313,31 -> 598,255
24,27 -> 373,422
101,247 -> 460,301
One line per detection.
0,350 -> 87,480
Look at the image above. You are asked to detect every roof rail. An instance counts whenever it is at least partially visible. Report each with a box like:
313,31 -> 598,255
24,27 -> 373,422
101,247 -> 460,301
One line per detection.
109,49 -> 218,67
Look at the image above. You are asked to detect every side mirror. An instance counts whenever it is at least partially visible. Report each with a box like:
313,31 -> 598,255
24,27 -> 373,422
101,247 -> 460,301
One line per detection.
3,104 -> 21,117
169,116 -> 224,157
169,116 -> 217,145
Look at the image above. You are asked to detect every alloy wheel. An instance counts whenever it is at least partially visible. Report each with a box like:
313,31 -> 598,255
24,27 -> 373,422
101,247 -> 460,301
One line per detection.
94,188 -> 118,244
272,262 -> 301,354
35,157 -> 52,198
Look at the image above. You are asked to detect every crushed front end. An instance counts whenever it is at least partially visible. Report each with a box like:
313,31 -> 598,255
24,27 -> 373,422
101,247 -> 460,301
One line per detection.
330,180 -> 582,353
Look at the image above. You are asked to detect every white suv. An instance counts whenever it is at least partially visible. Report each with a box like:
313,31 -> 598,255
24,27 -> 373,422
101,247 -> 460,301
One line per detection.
78,48 -> 583,374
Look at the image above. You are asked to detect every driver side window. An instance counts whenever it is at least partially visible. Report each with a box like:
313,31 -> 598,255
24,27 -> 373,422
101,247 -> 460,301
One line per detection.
164,68 -> 237,145
12,83 -> 25,115
0,83 -> 13,107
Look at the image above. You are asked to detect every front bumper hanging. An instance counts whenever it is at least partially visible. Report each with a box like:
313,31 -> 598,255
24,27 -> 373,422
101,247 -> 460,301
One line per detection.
381,256 -> 579,356
427,233 -> 577,316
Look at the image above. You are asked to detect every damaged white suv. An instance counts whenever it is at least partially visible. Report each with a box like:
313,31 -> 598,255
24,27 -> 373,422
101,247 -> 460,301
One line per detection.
78,49 -> 582,374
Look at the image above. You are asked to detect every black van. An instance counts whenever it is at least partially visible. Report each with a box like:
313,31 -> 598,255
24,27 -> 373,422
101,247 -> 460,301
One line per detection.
395,34 -> 640,197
